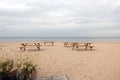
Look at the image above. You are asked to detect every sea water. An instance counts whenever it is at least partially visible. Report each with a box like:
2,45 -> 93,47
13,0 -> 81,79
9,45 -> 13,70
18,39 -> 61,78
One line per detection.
0,37 -> 120,42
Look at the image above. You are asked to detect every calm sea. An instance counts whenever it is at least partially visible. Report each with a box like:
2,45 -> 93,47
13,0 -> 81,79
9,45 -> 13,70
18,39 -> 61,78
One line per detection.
0,37 -> 120,42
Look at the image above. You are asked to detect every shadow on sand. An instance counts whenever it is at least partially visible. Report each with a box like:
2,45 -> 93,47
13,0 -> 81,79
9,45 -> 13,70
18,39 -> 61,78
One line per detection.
76,49 -> 96,51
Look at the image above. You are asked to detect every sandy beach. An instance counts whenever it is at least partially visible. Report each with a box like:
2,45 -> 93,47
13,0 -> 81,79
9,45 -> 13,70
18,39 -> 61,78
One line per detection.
0,42 -> 120,80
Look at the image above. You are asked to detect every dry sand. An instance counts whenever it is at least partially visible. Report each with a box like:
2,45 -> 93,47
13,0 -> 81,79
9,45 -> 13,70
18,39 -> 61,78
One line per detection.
0,42 -> 120,80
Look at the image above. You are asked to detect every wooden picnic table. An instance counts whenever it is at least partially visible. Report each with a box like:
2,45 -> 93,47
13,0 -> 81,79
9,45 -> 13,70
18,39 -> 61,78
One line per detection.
64,42 -> 73,47
72,42 -> 94,50
44,41 -> 54,46
20,43 -> 41,51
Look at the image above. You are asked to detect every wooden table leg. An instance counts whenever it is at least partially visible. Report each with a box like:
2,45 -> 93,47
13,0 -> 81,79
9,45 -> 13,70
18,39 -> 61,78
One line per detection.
52,42 -> 54,46
90,46 -> 93,50
23,46 -> 26,51
37,46 -> 40,50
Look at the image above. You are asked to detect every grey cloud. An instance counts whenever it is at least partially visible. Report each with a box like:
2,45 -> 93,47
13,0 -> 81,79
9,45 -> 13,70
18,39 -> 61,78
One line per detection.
0,0 -> 120,37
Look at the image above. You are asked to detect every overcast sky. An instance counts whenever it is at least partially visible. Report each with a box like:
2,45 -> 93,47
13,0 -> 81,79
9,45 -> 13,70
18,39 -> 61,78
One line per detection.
0,0 -> 120,37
